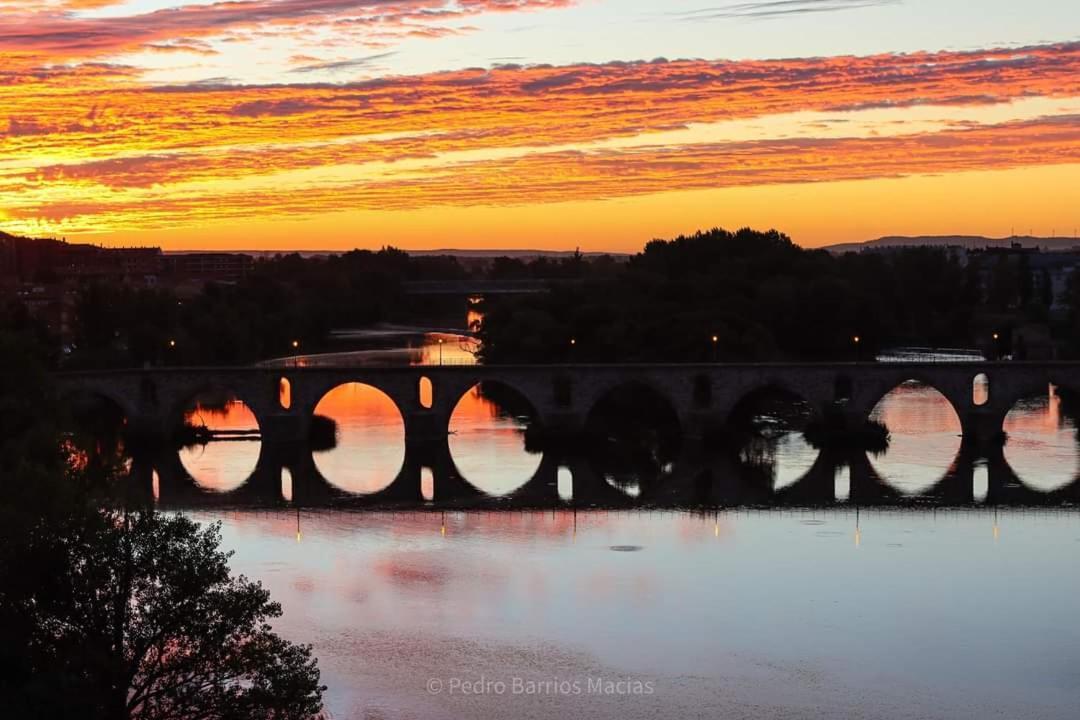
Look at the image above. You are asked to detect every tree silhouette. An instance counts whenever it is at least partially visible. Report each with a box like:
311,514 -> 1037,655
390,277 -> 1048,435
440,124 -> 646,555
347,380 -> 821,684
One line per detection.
15,511 -> 324,719
0,329 -> 325,719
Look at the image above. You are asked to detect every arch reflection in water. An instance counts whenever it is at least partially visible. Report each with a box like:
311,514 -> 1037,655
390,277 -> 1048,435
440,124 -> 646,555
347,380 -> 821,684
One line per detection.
587,382 -> 681,498
421,468 -> 435,502
448,382 -> 541,497
1003,385 -> 1080,492
973,373 -> 990,407
63,391 -> 131,485
835,466 -> 851,502
281,468 -> 294,503
179,394 -> 261,493
729,386 -> 817,492
313,383 -> 406,495
868,380 -> 962,496
557,466 -> 573,502
973,463 -> 989,503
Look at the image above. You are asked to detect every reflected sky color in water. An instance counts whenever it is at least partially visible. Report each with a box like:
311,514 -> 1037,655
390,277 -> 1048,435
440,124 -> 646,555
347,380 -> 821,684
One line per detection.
167,337 -> 1080,717
757,433 -> 819,492
200,509 -> 1080,720
449,385 -> 542,497
1004,388 -> 1080,492
869,381 -> 963,495
180,400 -> 261,493
313,383 -> 407,495
187,336 -> 1080,500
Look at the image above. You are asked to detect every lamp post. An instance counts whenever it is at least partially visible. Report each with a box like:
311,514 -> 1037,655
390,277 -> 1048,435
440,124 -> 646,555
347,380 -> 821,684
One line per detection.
711,335 -> 719,363
853,335 -> 861,363
992,332 -> 1000,361
291,339 -> 300,368
439,337 -> 445,366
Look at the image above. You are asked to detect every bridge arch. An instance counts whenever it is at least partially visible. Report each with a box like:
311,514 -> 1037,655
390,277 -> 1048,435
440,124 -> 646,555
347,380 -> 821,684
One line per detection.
585,380 -> 682,499
310,381 -> 407,495
726,381 -> 816,426
170,383 -> 265,438
854,373 -> 968,426
447,378 -> 543,427
1001,381 -> 1080,493
447,380 -> 544,497
59,386 -> 137,427
865,378 -> 964,496
173,384 -> 265,494
726,382 -> 820,493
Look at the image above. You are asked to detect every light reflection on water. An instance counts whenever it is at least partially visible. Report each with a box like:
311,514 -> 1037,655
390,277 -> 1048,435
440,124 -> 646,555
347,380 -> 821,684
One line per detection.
200,509 -> 1080,720
180,359 -> 1080,501
163,334 -> 1080,718
180,400 -> 261,493
313,383 -> 406,495
869,380 -> 963,495
1004,389 -> 1079,492
448,385 -> 541,497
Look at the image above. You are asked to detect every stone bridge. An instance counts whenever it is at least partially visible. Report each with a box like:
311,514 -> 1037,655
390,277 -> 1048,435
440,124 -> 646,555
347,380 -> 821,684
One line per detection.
54,362 -> 1080,508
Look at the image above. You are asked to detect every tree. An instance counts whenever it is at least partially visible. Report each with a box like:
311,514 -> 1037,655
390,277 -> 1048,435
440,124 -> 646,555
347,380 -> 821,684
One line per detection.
0,329 -> 325,720
17,511 -> 324,720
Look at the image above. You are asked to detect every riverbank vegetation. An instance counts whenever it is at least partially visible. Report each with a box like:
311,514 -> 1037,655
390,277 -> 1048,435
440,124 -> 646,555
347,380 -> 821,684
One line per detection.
478,227 -> 1063,364
0,331 -> 326,718
13,226 -> 1078,369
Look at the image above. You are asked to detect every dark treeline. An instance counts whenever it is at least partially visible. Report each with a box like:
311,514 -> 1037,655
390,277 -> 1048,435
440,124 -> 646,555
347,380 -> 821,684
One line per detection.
479,227 -> 1080,364
11,228 -> 1080,369
45,247 -> 604,369
62,248 -> 456,368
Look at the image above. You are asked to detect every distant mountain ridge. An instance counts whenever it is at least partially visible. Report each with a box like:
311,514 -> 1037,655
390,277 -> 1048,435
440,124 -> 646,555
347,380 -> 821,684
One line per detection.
162,248 -> 629,258
825,235 -> 1080,253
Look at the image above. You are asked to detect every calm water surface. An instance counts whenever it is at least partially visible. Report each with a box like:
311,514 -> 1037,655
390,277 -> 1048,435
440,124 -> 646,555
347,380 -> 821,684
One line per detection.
173,336 -> 1080,718
202,509 -> 1080,720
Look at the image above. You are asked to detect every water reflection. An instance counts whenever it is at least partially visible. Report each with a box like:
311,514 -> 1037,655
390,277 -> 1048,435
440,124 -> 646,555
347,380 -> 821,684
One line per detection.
127,316 -> 1080,507
179,399 -> 261,492
152,376 -> 1080,507
201,508 -> 1080,720
729,387 -> 818,492
587,382 -> 681,498
448,383 -> 541,497
1003,386 -> 1080,492
313,383 -> 405,495
868,380 -> 962,495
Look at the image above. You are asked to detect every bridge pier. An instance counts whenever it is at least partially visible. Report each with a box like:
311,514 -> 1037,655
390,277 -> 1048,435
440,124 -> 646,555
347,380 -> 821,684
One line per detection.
260,412 -> 309,445
961,410 -> 1007,455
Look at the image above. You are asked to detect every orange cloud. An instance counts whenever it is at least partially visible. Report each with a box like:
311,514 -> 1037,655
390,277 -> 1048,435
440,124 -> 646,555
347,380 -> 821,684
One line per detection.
0,0 -> 575,64
8,115 -> 1078,230
1,42 -> 1078,238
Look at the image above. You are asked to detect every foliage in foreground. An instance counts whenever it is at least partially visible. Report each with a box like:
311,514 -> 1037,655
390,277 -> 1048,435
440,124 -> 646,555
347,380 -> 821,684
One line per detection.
8,512 -> 324,720
0,330 -> 325,720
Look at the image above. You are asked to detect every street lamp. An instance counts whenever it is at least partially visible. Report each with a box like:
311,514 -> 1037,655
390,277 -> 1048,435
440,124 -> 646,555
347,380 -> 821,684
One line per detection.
711,335 -> 719,362
853,335 -> 861,362
439,337 -> 445,366
291,339 -> 300,368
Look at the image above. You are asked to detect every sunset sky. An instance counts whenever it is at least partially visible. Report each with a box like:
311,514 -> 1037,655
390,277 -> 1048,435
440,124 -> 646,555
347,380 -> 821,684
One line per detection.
2,0 -> 1078,251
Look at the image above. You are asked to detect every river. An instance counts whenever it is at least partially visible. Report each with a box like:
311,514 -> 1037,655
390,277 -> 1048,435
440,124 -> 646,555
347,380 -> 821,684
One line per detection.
167,327 -> 1080,719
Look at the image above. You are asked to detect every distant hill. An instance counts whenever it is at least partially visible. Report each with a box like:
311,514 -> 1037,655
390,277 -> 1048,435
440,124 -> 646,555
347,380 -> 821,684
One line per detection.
163,248 -> 630,259
825,235 -> 1080,253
